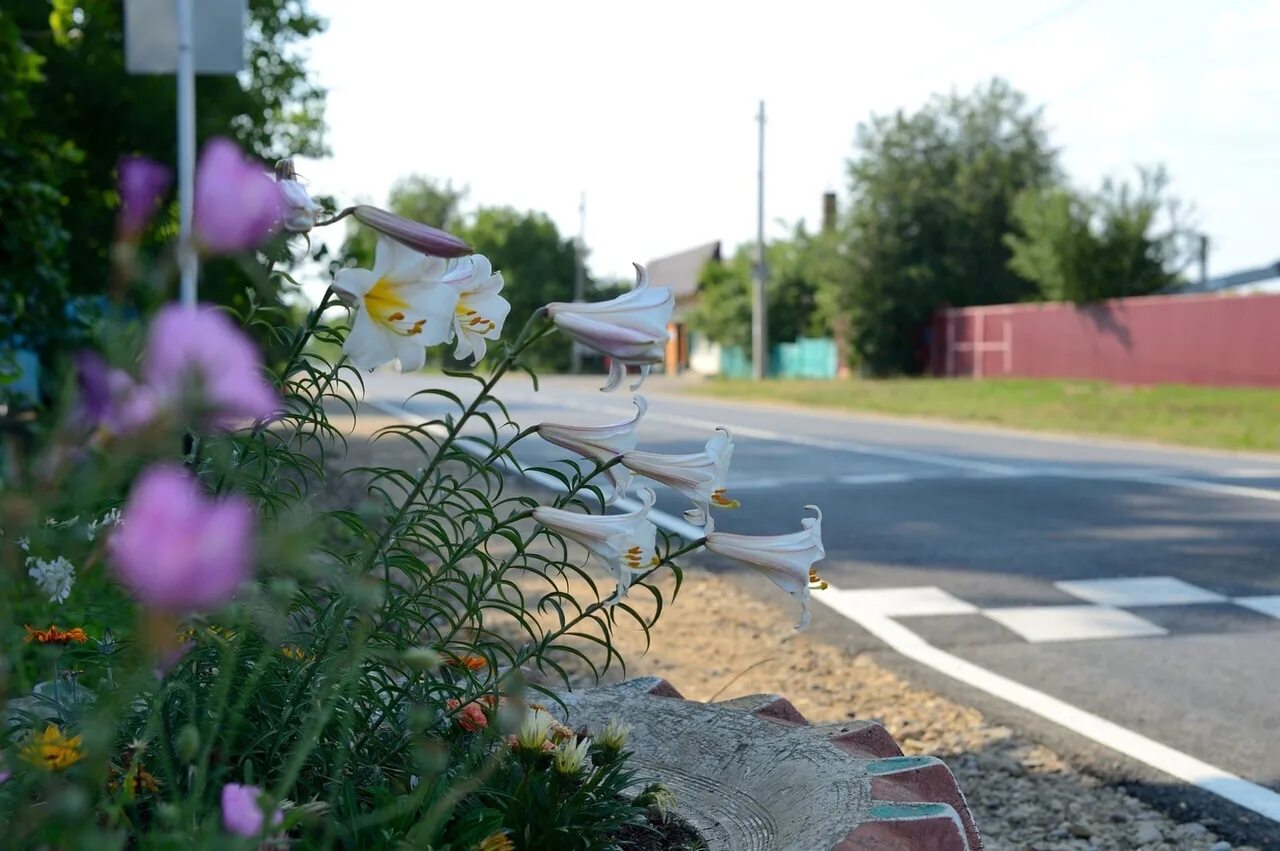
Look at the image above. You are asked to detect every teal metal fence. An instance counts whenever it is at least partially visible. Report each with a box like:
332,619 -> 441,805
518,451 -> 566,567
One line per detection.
716,337 -> 837,379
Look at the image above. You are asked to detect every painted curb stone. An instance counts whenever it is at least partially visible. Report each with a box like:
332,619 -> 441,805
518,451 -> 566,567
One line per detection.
554,677 -> 981,850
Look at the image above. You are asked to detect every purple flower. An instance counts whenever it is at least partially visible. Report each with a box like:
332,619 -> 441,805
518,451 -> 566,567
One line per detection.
194,138 -> 284,253
142,305 -> 279,429
221,783 -> 284,837
117,156 -> 171,240
350,205 -> 472,258
108,465 -> 255,611
74,350 -> 158,436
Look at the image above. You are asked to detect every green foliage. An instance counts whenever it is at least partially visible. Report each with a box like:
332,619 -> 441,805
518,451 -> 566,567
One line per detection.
1007,166 -> 1191,303
459,207 -> 579,371
685,230 -> 832,354
0,243 -> 698,849
0,0 -> 327,401
0,13 -> 80,401
842,78 -> 1057,375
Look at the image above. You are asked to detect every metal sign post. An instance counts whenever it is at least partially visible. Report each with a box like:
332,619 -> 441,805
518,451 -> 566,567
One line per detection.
124,0 -> 246,307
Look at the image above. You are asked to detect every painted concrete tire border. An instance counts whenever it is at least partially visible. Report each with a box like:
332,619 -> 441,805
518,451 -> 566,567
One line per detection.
555,677 -> 982,850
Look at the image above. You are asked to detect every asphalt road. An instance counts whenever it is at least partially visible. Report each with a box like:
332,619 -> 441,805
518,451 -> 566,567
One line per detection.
364,370 -> 1280,843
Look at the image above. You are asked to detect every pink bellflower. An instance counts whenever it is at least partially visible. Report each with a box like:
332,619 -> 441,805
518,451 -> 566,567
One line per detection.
73,350 -> 159,437
108,465 -> 255,612
221,783 -> 284,837
142,304 -> 278,429
194,138 -> 284,253
116,156 -> 171,240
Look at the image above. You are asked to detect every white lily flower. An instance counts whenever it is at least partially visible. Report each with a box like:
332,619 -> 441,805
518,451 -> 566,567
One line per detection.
620,428 -> 738,530
553,737 -> 593,775
545,263 -> 674,392
443,254 -> 510,364
279,179 -> 323,233
531,488 -> 659,603
334,236 -> 458,372
704,506 -> 826,630
536,397 -> 647,502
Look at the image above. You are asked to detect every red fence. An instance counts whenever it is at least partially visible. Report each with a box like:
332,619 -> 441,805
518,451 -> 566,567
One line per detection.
929,291 -> 1280,388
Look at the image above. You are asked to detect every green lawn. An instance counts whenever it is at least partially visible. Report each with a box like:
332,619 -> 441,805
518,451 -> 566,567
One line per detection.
680,377 -> 1280,453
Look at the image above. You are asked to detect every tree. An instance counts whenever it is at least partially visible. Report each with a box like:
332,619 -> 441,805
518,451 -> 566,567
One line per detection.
0,13 -> 79,398
341,175 -> 467,269
460,207 -> 579,370
685,229 -> 829,353
843,79 -> 1057,375
1007,166 -> 1192,303
1,0 -> 328,400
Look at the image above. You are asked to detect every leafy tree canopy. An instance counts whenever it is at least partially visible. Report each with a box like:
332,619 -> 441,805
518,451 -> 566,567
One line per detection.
0,0 -> 327,400
685,227 -> 831,354
1006,166 -> 1193,303
842,78 -> 1057,375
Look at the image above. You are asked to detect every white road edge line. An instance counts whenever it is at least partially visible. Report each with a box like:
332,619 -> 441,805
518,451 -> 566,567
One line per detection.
815,589 -> 1280,823
371,398 -> 1280,825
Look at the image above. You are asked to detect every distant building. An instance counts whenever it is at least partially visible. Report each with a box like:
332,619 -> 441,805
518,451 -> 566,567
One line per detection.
646,241 -> 721,375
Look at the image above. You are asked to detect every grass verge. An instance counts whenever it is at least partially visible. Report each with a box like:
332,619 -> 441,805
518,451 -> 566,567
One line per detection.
680,377 -> 1280,453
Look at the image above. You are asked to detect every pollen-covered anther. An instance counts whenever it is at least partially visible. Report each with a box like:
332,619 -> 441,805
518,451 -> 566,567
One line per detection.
407,319 -> 427,336
711,488 -> 740,508
387,311 -> 405,322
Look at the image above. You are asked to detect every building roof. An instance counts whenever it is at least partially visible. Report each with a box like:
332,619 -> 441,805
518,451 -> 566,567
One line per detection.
647,241 -> 721,300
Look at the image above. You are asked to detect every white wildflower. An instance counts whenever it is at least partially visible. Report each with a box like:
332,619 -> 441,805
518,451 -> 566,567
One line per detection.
28,556 -> 76,604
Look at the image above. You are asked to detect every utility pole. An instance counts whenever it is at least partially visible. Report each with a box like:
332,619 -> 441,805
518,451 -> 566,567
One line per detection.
571,191 -> 587,373
752,100 -> 768,380
175,0 -> 197,307
1198,234 -> 1210,287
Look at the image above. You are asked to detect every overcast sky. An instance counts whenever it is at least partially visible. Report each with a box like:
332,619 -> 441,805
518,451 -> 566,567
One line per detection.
294,0 -> 1280,286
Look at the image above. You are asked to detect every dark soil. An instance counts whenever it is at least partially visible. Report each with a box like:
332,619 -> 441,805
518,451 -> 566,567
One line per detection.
614,810 -> 706,851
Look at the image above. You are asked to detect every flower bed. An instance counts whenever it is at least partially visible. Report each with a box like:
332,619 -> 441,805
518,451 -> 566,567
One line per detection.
0,142 -> 838,849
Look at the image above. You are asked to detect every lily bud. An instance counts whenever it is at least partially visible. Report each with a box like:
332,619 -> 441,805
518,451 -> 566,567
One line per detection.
544,263 -> 674,391
536,396 -> 646,502
621,427 -> 737,529
275,159 -> 323,233
350,205 -> 472,258
704,506 -> 826,631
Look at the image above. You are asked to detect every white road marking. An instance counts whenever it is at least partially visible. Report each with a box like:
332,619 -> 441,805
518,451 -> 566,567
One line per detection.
490,390 -> 1022,476
371,396 -> 1280,825
816,587 -> 1280,824
982,604 -> 1168,643
841,586 -> 979,617
1055,577 -> 1229,607
1235,596 -> 1280,619
472,388 -> 1280,503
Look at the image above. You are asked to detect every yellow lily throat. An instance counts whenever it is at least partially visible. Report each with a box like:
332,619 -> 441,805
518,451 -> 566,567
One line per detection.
366,279 -> 426,336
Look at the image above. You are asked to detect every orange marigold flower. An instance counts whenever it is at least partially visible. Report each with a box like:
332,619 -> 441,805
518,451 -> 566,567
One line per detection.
444,655 -> 486,672
25,625 -> 88,645
445,698 -> 489,733
20,724 -> 84,771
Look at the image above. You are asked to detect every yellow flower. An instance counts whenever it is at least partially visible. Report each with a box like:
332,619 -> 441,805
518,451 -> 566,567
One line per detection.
281,644 -> 313,662
21,724 -> 84,771
476,831 -> 515,851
